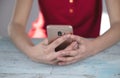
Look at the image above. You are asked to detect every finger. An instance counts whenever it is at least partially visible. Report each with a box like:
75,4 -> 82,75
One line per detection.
48,35 -> 69,49
51,51 -> 71,65
49,59 -> 59,65
57,56 -> 75,62
53,52 -> 83,65
40,39 -> 48,45
49,51 -> 63,61
58,60 -> 77,66
44,52 -> 62,65
57,53 -> 82,66
60,50 -> 79,57
65,41 -> 79,50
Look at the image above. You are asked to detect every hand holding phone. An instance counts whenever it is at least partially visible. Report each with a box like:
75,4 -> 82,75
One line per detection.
47,25 -> 73,51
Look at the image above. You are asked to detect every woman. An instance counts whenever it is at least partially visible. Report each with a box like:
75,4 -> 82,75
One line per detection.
8,0 -> 120,65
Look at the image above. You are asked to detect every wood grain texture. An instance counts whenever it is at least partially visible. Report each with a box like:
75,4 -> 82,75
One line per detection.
0,38 -> 120,78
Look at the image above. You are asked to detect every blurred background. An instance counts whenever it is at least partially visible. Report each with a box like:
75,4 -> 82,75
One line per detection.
0,0 -> 110,37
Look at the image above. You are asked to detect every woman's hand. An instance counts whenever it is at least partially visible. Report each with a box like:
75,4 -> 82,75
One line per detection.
27,35 -> 69,65
57,35 -> 98,65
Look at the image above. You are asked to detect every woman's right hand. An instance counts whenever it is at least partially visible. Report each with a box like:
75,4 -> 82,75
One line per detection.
27,35 -> 69,65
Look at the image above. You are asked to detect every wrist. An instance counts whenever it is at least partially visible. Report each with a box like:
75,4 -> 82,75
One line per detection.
88,39 -> 100,54
22,44 -> 35,57
91,38 -> 105,54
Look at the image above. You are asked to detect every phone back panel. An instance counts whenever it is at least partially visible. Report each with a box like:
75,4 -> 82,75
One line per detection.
47,25 -> 73,51
47,25 -> 73,44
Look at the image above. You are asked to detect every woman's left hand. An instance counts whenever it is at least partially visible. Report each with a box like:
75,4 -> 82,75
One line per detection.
57,35 -> 98,65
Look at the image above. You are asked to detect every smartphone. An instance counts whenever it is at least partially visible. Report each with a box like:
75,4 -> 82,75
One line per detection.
47,25 -> 73,51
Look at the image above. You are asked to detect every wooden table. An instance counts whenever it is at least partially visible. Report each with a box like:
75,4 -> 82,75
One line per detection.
0,38 -> 120,78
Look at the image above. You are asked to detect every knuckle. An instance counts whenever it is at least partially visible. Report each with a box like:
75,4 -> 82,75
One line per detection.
67,51 -> 71,55
76,50 -> 80,54
74,56 -> 79,60
71,57 -> 76,61
74,50 -> 79,56
64,58 -> 67,61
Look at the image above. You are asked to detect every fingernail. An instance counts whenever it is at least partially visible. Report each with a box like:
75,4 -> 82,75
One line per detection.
73,42 -> 79,49
71,41 -> 77,47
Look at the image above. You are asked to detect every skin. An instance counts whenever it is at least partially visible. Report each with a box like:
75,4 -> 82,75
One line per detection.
57,0 -> 120,65
8,0 -> 120,65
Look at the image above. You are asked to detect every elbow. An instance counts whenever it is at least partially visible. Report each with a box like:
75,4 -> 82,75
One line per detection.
7,22 -> 26,38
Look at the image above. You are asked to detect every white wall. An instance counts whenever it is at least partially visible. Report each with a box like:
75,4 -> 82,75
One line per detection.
0,0 -> 39,37
0,0 -> 110,37
100,0 -> 110,35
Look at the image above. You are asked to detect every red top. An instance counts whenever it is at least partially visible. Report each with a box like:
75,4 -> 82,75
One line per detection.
29,0 -> 102,38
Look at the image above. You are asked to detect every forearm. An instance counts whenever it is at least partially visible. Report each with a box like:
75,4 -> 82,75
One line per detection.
93,23 -> 120,53
8,22 -> 34,55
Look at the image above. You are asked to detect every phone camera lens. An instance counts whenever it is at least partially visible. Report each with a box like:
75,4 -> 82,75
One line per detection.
58,31 -> 62,36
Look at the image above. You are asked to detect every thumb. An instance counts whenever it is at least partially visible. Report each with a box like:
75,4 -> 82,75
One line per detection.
40,38 -> 48,45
